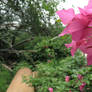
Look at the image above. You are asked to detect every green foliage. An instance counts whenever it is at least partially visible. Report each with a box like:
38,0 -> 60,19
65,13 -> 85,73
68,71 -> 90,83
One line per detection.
0,0 -> 64,64
0,64 -> 13,92
27,51 -> 92,92
13,61 -> 35,73
22,36 -> 71,62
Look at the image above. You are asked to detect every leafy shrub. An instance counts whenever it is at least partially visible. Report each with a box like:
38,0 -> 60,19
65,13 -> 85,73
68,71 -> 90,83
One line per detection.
0,64 -> 13,92
28,36 -> 71,62
27,51 -> 92,92
13,61 -> 35,73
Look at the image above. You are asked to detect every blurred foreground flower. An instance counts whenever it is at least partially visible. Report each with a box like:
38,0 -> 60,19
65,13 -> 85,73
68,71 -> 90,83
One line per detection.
65,76 -> 70,82
48,88 -> 53,92
56,0 -> 92,65
79,82 -> 86,92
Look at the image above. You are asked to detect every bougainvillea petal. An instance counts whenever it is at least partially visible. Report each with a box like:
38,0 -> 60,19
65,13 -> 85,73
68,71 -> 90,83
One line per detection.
65,41 -> 77,56
88,20 -> 92,27
86,0 -> 92,9
58,25 -> 70,36
78,7 -> 87,15
56,8 -> 75,25
87,54 -> 92,65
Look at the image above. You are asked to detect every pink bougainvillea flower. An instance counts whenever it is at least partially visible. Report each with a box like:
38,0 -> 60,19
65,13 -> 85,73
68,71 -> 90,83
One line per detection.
65,76 -> 70,82
77,74 -> 83,80
79,82 -> 86,92
56,0 -> 92,65
48,88 -> 53,92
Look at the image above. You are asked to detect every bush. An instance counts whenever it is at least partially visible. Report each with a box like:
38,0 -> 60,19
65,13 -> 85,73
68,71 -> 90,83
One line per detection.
28,36 -> 71,62
0,64 -> 13,92
13,61 -> 35,73
27,51 -> 92,92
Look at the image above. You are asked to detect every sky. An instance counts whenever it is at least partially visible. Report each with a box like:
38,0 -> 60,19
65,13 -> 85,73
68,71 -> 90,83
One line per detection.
57,0 -> 88,13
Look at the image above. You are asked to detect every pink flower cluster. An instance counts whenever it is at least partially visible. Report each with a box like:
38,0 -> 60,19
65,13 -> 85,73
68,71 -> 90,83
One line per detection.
65,75 -> 86,92
56,0 -> 92,65
77,74 -> 86,92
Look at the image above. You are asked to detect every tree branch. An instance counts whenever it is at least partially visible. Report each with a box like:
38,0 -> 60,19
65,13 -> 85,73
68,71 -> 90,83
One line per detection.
2,64 -> 13,72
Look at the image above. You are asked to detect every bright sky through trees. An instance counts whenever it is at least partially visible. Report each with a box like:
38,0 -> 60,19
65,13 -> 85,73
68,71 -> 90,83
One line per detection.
57,0 -> 88,13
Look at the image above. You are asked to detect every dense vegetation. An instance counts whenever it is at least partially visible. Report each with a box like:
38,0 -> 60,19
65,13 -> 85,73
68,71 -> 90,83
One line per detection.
1,0 -> 92,92
28,52 -> 92,92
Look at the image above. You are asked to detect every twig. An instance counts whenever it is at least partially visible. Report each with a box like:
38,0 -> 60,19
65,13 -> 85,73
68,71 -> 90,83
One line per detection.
2,64 -> 13,72
12,37 -> 34,48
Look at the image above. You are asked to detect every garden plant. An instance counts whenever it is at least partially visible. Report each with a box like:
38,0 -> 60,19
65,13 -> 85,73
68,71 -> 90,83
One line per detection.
1,0 -> 92,92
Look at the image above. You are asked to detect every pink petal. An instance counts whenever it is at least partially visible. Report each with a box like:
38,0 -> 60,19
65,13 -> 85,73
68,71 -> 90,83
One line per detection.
72,31 -> 83,41
71,28 -> 92,41
56,8 -> 75,25
85,0 -> 92,9
84,0 -> 92,14
87,54 -> 92,65
58,25 -> 70,37
64,18 -> 85,33
81,28 -> 92,40
59,17 -> 85,37
78,7 -> 87,15
86,9 -> 92,14
88,20 -> 92,27
65,41 -> 77,56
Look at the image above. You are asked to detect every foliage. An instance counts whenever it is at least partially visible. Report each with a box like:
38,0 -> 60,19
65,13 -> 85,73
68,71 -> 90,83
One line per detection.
22,36 -> 71,63
0,0 -> 65,65
13,61 -> 35,73
0,64 -> 13,92
27,51 -> 92,92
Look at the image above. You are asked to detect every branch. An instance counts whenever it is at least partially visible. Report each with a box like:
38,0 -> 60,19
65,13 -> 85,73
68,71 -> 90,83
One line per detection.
2,64 -> 13,72
12,37 -> 34,48
0,49 -> 37,53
